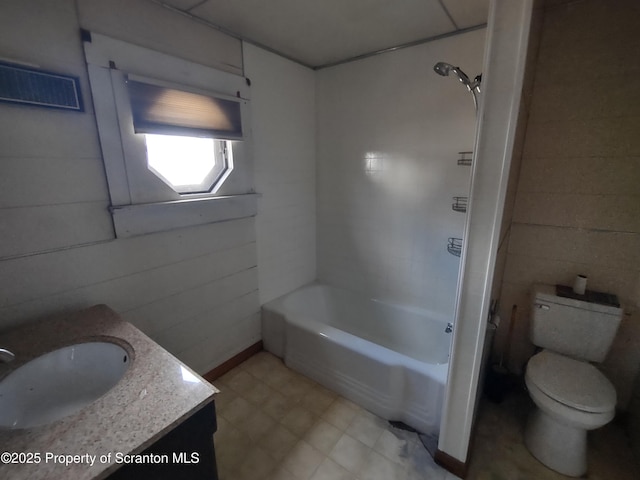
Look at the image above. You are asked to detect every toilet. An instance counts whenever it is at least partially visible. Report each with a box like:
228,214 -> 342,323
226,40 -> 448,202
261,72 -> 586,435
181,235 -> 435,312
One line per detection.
524,284 -> 622,477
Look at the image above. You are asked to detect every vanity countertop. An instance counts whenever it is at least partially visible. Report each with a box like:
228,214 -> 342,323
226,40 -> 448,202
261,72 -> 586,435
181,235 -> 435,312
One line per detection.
0,305 -> 218,480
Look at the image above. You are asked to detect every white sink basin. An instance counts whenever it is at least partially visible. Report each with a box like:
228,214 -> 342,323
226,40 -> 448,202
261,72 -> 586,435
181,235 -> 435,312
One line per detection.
0,342 -> 131,429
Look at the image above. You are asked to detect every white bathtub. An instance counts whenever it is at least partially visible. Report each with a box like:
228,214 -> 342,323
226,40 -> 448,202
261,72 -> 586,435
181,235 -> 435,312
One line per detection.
262,283 -> 451,434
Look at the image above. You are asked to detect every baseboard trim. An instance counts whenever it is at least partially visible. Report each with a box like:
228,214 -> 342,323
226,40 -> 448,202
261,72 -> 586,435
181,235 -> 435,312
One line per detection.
203,341 -> 263,382
434,449 -> 468,479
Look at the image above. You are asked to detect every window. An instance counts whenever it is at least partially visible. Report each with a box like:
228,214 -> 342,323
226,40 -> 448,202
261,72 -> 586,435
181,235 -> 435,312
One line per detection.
144,134 -> 232,194
125,77 -> 239,195
84,32 -> 256,238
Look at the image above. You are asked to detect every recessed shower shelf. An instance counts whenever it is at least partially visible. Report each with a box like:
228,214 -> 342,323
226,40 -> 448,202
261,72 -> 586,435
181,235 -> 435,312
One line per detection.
457,151 -> 473,166
452,196 -> 468,213
447,237 -> 462,257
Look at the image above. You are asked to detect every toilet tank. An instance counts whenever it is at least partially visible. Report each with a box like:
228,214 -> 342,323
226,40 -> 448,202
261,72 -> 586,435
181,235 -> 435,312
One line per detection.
531,284 -> 622,362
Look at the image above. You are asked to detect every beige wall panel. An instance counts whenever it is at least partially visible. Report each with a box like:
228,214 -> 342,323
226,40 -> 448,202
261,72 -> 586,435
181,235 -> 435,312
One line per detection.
535,41 -> 640,86
513,192 -> 640,232
517,156 -> 640,195
509,224 -> 640,270
529,79 -> 640,123
540,0 -> 640,49
523,116 -> 640,158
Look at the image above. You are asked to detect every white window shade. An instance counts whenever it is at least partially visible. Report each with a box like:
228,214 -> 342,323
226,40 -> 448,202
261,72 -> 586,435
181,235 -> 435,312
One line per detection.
126,79 -> 243,140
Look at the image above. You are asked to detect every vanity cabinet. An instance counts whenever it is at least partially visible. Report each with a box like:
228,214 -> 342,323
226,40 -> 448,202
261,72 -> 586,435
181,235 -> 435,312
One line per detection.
0,305 -> 220,480
108,401 -> 218,480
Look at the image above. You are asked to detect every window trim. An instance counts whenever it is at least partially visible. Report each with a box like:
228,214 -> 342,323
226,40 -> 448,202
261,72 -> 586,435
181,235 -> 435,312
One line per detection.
83,32 -> 256,237
109,194 -> 257,239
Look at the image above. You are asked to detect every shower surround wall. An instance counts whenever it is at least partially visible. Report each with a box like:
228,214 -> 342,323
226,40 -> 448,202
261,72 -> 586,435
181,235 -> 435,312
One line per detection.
316,29 -> 485,318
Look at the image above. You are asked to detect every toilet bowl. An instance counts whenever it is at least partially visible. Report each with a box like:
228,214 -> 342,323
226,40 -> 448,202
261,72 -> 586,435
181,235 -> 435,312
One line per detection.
524,350 -> 616,477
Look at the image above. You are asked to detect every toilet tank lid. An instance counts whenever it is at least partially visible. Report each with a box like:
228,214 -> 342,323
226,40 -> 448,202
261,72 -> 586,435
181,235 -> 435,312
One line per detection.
534,284 -> 622,316
526,351 -> 616,413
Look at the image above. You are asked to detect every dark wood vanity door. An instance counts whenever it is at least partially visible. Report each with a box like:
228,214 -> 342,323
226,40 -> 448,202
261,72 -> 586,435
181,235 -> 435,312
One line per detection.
108,400 -> 218,480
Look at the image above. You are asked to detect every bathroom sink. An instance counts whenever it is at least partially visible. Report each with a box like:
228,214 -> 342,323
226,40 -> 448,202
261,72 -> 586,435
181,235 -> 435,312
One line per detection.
0,342 -> 131,429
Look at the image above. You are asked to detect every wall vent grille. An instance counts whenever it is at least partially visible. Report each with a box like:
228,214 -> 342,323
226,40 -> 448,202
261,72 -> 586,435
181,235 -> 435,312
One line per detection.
0,62 -> 83,111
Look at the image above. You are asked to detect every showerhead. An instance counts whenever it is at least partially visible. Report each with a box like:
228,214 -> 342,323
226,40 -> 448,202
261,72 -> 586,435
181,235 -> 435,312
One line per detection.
433,62 -> 471,87
433,61 -> 453,77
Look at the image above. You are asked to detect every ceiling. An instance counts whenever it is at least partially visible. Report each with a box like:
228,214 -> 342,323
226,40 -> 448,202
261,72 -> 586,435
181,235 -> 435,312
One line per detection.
156,0 -> 489,69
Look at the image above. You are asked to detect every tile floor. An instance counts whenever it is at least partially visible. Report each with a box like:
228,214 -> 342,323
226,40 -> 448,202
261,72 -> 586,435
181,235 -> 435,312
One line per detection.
214,351 -> 454,480
467,387 -> 639,480
213,352 -> 640,480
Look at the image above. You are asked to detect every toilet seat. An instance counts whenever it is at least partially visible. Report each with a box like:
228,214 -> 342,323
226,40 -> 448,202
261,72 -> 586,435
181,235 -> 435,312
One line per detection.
526,350 -> 616,413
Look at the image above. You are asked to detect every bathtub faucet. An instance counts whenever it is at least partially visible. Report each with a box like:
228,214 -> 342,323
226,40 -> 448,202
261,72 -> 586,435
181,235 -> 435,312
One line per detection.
0,348 -> 15,362
445,323 -> 453,333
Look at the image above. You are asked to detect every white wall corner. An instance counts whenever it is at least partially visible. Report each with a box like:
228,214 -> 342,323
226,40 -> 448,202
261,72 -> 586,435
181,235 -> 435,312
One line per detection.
437,0 -> 534,465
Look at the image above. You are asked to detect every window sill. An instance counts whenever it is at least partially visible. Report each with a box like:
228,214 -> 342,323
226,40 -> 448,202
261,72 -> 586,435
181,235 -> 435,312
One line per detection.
109,194 -> 258,238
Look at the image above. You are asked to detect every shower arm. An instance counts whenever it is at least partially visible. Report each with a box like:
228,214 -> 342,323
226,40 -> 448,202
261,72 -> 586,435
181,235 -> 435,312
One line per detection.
469,74 -> 482,94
